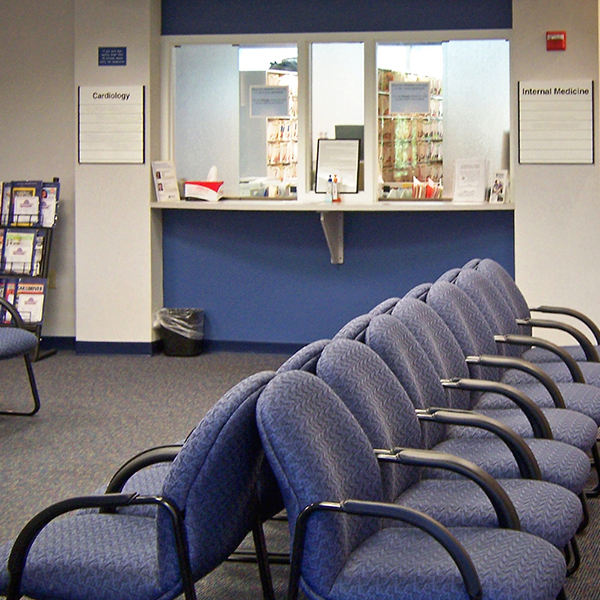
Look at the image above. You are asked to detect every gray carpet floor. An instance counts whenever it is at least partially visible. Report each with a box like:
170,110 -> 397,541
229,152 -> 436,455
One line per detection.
0,349 -> 599,599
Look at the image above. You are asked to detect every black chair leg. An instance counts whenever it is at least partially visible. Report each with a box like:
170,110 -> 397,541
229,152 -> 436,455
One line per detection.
252,522 -> 276,600
565,537 -> 581,577
0,354 -> 41,417
585,442 -> 600,497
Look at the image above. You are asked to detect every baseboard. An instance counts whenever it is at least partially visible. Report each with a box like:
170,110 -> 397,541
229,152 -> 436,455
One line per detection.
40,336 -> 300,356
204,340 -> 302,354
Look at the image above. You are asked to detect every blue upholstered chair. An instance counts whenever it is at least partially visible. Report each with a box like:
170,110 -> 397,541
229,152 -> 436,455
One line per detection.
422,279 -> 600,426
448,267 -> 600,393
467,258 -> 600,363
390,296 -> 600,457
256,369 -> 568,600
0,298 -> 40,416
0,371 -> 277,600
362,311 -> 591,498
315,339 -> 582,557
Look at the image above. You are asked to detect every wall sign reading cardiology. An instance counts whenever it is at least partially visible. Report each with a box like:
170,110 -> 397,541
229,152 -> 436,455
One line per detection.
518,80 -> 594,164
78,85 -> 145,164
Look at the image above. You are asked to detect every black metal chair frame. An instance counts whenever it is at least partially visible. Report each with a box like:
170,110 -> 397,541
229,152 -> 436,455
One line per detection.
0,297 -> 40,416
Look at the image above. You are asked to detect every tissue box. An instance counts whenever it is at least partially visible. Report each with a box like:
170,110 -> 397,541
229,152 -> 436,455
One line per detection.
184,181 -> 224,202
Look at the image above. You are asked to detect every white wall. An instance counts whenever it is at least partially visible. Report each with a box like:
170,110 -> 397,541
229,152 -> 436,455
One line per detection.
74,0 -> 162,344
0,1 -> 75,337
512,0 -> 600,343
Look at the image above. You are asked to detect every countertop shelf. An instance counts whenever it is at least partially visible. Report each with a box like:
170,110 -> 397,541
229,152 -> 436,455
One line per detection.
151,199 -> 514,212
151,199 -> 513,264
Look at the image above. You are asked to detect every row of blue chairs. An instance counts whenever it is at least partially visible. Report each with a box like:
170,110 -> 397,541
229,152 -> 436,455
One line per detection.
1,258 -> 597,599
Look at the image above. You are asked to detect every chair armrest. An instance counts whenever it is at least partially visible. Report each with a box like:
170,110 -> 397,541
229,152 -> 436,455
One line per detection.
104,444 -> 183,494
289,500 -> 482,600
0,297 -> 26,328
441,377 -> 552,439
6,493 -> 195,600
494,333 -> 586,382
416,407 -> 541,480
465,354 -> 566,409
530,305 -> 600,346
516,318 -> 599,363
376,447 -> 520,530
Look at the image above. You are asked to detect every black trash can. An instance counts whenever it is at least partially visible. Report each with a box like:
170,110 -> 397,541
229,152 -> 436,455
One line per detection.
155,308 -> 204,356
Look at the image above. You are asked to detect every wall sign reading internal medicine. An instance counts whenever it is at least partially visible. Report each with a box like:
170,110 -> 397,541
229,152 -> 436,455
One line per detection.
519,80 -> 594,164
78,86 -> 145,164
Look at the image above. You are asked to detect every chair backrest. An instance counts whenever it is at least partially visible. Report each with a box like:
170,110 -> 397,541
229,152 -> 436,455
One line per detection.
364,314 -> 453,449
256,370 -> 383,597
425,280 -> 502,383
403,282 -> 432,301
468,258 -> 532,331
368,297 -> 400,316
436,267 -> 461,283
316,338 -> 423,501
157,370 -> 276,584
333,314 -> 372,342
277,339 -> 330,374
391,297 -> 472,412
453,268 -> 524,358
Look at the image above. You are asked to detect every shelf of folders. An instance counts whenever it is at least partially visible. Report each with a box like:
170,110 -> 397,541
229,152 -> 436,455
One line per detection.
0,179 -> 59,358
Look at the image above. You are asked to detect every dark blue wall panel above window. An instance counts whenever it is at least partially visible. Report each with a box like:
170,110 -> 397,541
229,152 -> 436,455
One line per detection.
161,0 -> 512,36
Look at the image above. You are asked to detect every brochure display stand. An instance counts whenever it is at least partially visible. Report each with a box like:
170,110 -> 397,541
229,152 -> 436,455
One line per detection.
0,179 -> 59,360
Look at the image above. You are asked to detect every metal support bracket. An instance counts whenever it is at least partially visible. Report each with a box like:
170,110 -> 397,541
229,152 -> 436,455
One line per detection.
319,211 -> 344,264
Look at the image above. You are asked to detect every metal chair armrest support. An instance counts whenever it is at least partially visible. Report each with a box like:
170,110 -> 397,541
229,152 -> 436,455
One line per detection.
530,305 -> 600,346
466,354 -> 566,409
288,500 -> 482,600
517,318 -> 599,362
104,445 -> 183,494
441,377 -> 553,439
376,448 -> 520,530
416,407 -> 541,480
495,333 -> 586,381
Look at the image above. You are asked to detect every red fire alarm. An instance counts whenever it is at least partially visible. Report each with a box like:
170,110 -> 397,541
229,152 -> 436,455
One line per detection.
546,31 -> 566,51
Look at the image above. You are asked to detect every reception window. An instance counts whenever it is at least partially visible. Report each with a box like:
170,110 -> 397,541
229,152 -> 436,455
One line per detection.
167,34 -> 509,201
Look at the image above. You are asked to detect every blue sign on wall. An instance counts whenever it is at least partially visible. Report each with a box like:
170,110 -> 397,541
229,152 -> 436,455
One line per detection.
98,47 -> 127,66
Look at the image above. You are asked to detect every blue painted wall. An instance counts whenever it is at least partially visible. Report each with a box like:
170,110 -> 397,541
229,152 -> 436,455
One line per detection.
162,0 -> 512,35
162,210 -> 514,348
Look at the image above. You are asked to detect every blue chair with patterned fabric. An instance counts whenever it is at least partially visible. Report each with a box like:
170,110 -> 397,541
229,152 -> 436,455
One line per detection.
0,298 -> 40,416
0,371 -> 277,600
315,338 -> 582,559
256,369 -> 568,600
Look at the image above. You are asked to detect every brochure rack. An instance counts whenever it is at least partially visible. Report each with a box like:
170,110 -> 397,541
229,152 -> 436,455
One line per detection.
0,179 -> 59,360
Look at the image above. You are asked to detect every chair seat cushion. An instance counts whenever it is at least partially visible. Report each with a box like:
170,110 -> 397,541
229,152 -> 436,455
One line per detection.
396,478 -> 581,549
0,328 -> 38,359
449,406 -> 598,452
322,527 -> 565,600
503,360 -> 600,388
523,344 -> 600,363
0,513 -> 173,600
429,438 -> 590,495
477,380 -> 600,425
